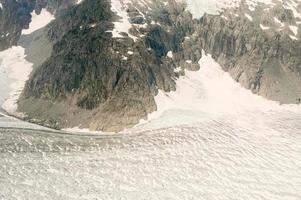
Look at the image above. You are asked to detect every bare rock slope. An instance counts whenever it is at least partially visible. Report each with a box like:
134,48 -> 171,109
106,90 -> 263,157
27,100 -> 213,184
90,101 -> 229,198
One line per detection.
1,0 -> 300,131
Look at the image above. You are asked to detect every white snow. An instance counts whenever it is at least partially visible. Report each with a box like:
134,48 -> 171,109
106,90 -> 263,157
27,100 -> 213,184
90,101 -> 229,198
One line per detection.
245,13 -> 253,21
185,0 -> 276,19
21,9 -> 54,35
0,3 -> 3,10
167,51 -> 173,58
289,25 -> 298,35
108,0 -> 137,40
138,50 -> 301,128
0,8 -> 55,116
0,47 -> 33,117
260,24 -> 270,30
284,0 -> 301,19
290,34 -> 298,40
121,55 -> 128,60
77,0 -> 84,4
274,17 -> 284,27
63,127 -> 106,134
127,50 -> 134,55
2,112 -> 301,199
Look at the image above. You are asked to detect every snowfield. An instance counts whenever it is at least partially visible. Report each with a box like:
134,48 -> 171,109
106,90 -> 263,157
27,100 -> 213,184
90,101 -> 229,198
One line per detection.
1,110 -> 301,199
1,46 -> 301,200
0,9 -> 54,115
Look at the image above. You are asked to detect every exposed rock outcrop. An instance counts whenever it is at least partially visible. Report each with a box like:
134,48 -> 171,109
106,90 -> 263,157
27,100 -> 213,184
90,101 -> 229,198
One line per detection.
18,0 -> 197,131
2,0 -> 301,132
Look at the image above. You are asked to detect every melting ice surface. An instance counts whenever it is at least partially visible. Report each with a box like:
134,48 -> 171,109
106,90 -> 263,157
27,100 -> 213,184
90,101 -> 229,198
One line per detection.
1,51 -> 301,199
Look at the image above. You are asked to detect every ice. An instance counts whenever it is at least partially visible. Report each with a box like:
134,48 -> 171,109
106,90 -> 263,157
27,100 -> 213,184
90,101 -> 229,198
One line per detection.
0,46 -> 33,117
21,9 -> 54,35
0,8 -> 54,116
107,0 -> 137,40
137,50 -> 301,131
1,111 -> 301,199
185,0 -> 277,18
245,13 -> 253,21
260,24 -> 270,30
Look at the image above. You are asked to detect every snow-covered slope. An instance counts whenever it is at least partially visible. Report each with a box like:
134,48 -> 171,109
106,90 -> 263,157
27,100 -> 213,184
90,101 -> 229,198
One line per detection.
185,0 -> 294,18
21,9 -> 55,35
0,9 -> 54,116
137,50 -> 301,130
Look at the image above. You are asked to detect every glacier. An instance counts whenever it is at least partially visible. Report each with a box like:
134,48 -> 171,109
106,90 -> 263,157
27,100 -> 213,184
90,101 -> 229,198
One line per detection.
1,49 -> 301,199
1,0 -> 301,199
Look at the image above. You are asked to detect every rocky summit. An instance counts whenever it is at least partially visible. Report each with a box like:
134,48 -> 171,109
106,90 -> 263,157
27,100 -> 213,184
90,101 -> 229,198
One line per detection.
0,0 -> 300,132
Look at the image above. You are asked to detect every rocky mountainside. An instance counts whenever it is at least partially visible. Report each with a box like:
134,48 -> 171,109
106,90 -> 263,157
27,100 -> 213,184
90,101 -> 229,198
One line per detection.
1,0 -> 301,132
197,1 -> 301,103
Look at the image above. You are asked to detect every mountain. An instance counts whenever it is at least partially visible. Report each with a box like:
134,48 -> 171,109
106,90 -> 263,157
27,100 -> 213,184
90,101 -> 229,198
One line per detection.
0,0 -> 301,132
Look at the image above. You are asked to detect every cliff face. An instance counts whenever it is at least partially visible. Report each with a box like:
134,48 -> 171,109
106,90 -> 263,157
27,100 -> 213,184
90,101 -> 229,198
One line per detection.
8,0 -> 301,131
195,2 -> 301,104
18,0 -> 197,131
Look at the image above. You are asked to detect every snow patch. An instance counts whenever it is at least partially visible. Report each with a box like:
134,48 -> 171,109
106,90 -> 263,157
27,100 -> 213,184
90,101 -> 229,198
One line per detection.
274,17 -> 284,27
0,47 -> 33,117
185,0 -> 277,19
108,0 -> 137,41
290,34 -> 298,40
260,24 -> 270,30
127,50 -> 134,55
167,51 -> 173,58
63,127 -> 106,134
0,8 -> 55,116
289,25 -> 298,35
21,9 -> 54,35
245,13 -> 253,21
139,50 -> 301,127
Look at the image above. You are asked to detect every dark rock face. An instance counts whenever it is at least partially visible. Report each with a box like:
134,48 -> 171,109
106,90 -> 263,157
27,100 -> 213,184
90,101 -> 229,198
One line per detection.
0,0 -> 76,50
19,0 -> 196,131
193,2 -> 301,104
10,0 -> 301,131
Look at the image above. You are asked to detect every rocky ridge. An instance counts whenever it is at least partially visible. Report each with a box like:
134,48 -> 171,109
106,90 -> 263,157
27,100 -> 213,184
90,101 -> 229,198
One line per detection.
1,0 -> 301,132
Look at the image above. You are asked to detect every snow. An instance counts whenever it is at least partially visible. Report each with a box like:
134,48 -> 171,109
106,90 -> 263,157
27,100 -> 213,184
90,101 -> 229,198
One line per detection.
245,13 -> 253,21
0,8 -> 55,116
77,0 -> 84,4
274,17 -> 284,27
260,24 -> 270,30
0,3 -> 3,10
185,0 -> 276,18
127,50 -> 134,55
289,25 -> 298,35
138,50 -> 301,128
63,127 -> 106,134
108,0 -> 137,41
167,51 -> 173,58
121,55 -> 128,60
2,110 -> 301,199
290,34 -> 298,40
21,9 -> 54,35
284,0 -> 301,19
0,47 -> 32,117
